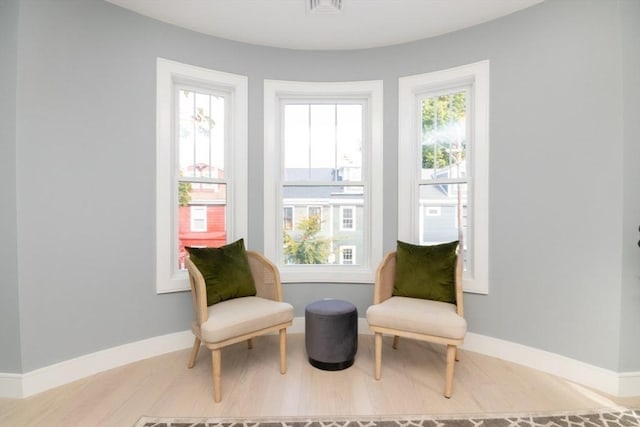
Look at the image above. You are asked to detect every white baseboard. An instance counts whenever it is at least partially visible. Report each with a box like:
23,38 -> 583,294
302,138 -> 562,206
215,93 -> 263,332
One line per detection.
619,371 -> 640,397
1,318 -> 639,399
0,330 -> 193,399
460,332 -> 624,396
0,373 -> 23,398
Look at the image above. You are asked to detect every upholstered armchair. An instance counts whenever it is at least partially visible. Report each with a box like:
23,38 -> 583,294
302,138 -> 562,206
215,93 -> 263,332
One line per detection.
186,245 -> 294,402
366,241 -> 467,398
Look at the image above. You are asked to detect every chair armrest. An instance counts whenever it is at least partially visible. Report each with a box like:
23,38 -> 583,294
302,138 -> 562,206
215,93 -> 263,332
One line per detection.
186,258 -> 209,325
247,251 -> 283,302
374,251 -> 396,304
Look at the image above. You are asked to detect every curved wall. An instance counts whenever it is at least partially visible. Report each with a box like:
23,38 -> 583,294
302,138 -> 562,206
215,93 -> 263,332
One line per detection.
8,0 -> 638,376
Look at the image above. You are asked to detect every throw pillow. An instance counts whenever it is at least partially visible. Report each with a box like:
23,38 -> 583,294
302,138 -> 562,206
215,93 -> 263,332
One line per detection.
186,239 -> 256,306
392,240 -> 458,304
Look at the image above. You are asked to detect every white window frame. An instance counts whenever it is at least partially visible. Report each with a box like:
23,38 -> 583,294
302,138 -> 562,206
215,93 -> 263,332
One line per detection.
398,61 -> 489,294
189,205 -> 207,232
156,58 -> 248,293
264,79 -> 383,283
340,206 -> 356,231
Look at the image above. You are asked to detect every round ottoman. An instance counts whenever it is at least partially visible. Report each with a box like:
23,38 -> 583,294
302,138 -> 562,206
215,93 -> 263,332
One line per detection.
305,299 -> 358,371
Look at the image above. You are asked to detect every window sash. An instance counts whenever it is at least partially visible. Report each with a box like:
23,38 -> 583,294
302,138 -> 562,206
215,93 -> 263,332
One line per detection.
278,98 -> 369,270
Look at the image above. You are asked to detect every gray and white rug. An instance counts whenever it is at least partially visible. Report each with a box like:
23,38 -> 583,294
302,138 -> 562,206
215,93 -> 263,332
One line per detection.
135,409 -> 640,427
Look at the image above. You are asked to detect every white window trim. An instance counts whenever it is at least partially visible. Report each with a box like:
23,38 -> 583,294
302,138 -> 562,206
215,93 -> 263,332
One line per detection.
156,58 -> 248,294
264,79 -> 383,283
398,61 -> 489,294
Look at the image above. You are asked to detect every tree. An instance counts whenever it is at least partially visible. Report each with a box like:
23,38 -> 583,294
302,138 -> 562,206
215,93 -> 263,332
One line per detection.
422,92 -> 466,169
178,181 -> 192,207
283,215 -> 330,264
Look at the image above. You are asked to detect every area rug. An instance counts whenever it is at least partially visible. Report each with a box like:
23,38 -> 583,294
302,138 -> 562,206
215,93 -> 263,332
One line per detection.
135,409 -> 640,427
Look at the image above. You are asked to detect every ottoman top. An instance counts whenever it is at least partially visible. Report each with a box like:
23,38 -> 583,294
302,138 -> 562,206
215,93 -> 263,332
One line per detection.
306,299 -> 357,315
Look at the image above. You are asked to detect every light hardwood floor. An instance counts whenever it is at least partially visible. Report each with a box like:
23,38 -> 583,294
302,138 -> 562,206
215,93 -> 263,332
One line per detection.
1,334 -> 638,426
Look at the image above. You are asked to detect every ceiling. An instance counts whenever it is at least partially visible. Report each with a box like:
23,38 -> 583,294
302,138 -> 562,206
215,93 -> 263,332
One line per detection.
105,0 -> 543,50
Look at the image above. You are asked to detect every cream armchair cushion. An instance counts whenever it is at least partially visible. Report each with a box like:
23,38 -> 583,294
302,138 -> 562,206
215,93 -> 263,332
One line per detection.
366,296 -> 466,340
201,296 -> 294,343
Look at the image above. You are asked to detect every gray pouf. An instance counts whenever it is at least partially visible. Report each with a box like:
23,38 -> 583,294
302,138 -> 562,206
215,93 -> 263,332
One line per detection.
305,299 -> 358,371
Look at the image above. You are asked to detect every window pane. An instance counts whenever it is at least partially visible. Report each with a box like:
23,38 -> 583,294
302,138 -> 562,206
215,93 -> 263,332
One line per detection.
284,104 -> 310,174
310,105 -> 336,172
336,105 -> 362,181
419,183 -> 468,269
284,103 -> 362,182
282,185 -> 363,265
178,89 -> 225,179
421,91 -> 467,180
177,183 -> 227,270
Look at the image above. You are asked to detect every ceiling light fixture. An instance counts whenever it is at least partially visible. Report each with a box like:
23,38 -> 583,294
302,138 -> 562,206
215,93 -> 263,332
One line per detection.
307,0 -> 343,15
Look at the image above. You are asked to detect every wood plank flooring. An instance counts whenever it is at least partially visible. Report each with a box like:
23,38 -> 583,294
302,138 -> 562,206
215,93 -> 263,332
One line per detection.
1,334 -> 638,427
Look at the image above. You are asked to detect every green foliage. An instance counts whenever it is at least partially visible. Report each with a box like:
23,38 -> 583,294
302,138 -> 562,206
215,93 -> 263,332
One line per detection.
283,215 -> 330,264
178,181 -> 192,207
422,92 -> 466,132
422,92 -> 466,169
423,146 -> 450,169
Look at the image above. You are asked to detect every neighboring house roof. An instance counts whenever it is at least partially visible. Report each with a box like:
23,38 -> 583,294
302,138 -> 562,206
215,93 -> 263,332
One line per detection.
283,168 -> 363,201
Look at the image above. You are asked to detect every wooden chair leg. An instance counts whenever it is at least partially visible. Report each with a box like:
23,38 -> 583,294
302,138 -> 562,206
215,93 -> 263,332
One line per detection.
374,332 -> 382,380
392,335 -> 400,349
212,349 -> 222,402
279,328 -> 287,374
444,345 -> 456,398
247,338 -> 253,350
188,337 -> 201,368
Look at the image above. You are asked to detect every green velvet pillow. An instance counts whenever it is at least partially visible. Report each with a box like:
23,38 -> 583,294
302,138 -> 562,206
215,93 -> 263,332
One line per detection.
186,239 -> 256,306
392,240 -> 459,304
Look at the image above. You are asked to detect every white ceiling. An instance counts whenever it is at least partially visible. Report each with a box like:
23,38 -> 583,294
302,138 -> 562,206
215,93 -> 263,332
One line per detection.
105,0 -> 543,50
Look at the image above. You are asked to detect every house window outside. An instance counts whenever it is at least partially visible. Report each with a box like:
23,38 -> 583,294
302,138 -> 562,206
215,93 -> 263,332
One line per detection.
156,58 -> 248,293
189,205 -> 208,232
340,246 -> 355,265
425,206 -> 442,217
398,61 -> 489,294
264,80 -> 383,283
308,206 -> 322,222
283,206 -> 294,231
341,206 -> 355,230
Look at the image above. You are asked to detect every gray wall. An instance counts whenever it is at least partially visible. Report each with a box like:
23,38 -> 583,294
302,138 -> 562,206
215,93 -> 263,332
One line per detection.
619,0 -> 640,372
0,0 -> 22,374
3,0 -> 638,374
463,0 -> 626,371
